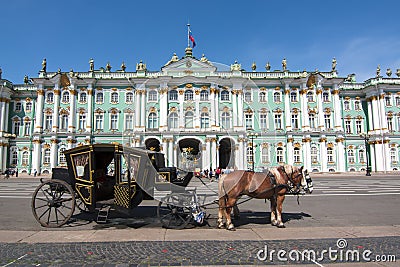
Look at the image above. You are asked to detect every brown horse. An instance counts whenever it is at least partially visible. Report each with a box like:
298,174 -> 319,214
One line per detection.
218,165 -> 313,230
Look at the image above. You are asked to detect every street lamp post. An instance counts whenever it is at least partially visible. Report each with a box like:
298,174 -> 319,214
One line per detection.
360,133 -> 371,176
247,132 -> 258,172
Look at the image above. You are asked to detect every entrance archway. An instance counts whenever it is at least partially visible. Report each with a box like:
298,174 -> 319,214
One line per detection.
219,138 -> 235,169
178,138 -> 202,171
145,138 -> 161,152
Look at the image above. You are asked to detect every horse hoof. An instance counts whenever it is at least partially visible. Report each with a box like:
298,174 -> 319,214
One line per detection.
227,224 -> 236,231
271,221 -> 278,226
218,224 -> 225,229
277,224 -> 286,228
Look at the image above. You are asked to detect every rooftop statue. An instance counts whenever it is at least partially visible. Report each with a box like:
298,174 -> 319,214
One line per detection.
332,57 -> 337,71
89,58 -> 94,71
24,75 -> 29,84
136,60 -> 147,71
121,62 -> 126,72
265,62 -> 271,71
106,62 -> 112,72
200,54 -> 209,63
230,60 -> 241,71
251,62 -> 256,71
41,58 -> 47,72
282,58 -> 287,71
376,65 -> 381,77
165,53 -> 179,66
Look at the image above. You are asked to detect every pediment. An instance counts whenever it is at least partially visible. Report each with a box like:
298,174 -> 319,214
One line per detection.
161,57 -> 217,77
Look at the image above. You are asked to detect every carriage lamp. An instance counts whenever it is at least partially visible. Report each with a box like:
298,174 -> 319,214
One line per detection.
360,133 -> 371,176
247,132 -> 259,172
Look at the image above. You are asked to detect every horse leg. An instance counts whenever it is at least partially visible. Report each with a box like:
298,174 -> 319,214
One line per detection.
276,194 -> 286,228
232,203 -> 240,219
217,197 -> 226,229
224,198 -> 237,231
270,196 -> 278,226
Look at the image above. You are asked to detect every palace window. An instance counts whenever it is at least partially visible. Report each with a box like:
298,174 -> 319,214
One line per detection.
247,147 -> 254,165
221,112 -> 231,129
95,114 -> 104,130
244,91 -> 252,102
245,113 -> 253,129
385,96 -> 392,106
22,151 -> 29,166
387,117 -> 393,131
259,92 -> 267,102
327,147 -> 334,162
24,121 -> 31,136
354,101 -> 361,110
200,112 -> 209,129
358,149 -> 365,163
294,147 -> 301,162
355,120 -> 362,134
12,120 -> 21,136
169,90 -> 178,101
344,100 -> 350,111
276,147 -> 284,163
125,113 -> 134,130
307,91 -> 314,102
324,114 -> 331,129
396,96 -> 400,106
345,120 -> 352,134
262,147 -> 269,163
110,114 -> 118,130
62,91 -> 70,103
148,90 -> 158,101
322,92 -> 329,102
60,114 -> 69,131
10,147 -> 18,166
78,114 -> 86,131
390,148 -> 397,163
45,115 -> 52,130
259,114 -> 268,130
200,90 -> 209,101
168,112 -> 179,129
26,102 -> 32,112
96,92 -> 104,103
309,113 -> 316,130
46,92 -> 54,103
273,92 -> 281,103
111,92 -> 119,103
125,92 -> 134,103
185,111 -> 194,128
311,146 -> 318,163
79,92 -> 87,103
347,149 -> 355,163
59,147 -> 66,165
147,112 -> 158,129
290,91 -> 298,102
184,90 -> 194,101
15,102 -> 22,112
274,114 -> 282,130
221,90 -> 230,101
43,148 -> 51,164
291,113 -> 299,129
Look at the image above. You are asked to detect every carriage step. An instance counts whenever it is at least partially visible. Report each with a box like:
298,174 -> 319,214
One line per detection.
96,206 -> 111,223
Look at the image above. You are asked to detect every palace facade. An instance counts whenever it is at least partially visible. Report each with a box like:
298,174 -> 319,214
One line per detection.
1,47 -> 400,175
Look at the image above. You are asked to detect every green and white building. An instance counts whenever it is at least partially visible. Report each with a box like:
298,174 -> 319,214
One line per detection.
1,47 -> 400,175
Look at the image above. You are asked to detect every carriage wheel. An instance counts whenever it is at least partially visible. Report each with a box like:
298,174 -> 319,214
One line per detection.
157,193 -> 193,229
75,195 -> 90,213
31,179 -> 75,227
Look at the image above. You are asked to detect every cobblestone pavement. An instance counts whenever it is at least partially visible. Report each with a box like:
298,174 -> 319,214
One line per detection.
0,236 -> 398,266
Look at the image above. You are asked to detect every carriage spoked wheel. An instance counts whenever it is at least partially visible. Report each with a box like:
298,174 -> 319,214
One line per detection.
75,195 -> 90,213
31,179 -> 75,227
157,192 -> 193,229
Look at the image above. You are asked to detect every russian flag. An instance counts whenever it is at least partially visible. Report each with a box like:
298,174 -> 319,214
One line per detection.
189,30 -> 196,48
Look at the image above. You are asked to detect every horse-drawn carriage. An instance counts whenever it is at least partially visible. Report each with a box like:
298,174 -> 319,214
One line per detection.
31,144 -> 205,229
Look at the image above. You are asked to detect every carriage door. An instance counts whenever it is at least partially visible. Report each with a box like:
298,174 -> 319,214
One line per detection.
114,152 -> 133,209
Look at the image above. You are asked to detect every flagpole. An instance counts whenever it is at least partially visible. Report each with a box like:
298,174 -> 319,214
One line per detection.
187,23 -> 190,48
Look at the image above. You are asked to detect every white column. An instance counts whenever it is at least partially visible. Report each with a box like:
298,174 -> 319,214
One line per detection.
319,138 -> 327,172
367,98 -> 373,132
238,137 -> 244,169
379,95 -> 388,134
86,85 -> 93,132
336,138 -> 345,172
4,99 -> 9,132
159,87 -> 168,131
374,141 -> 384,171
32,140 -> 42,174
317,90 -> 325,130
284,87 -> 291,131
384,140 -> 390,171
135,90 -> 141,128
371,96 -> 380,135
140,90 -> 146,128
287,137 -> 294,164
303,138 -> 311,171
205,138 -> 211,170
370,142 -> 376,171
202,143 -> 207,170
69,87 -> 77,133
300,89 -> 309,131
232,91 -> 238,127
50,140 -> 58,169
173,144 -> 178,168
168,138 -> 174,166
215,90 -> 219,127
210,88 -> 216,127
237,90 -> 244,128
0,144 -> 5,172
52,85 -> 60,132
332,87 -> 342,131
194,89 -> 200,129
211,137 -> 217,170
0,100 -> 5,132
34,88 -> 45,133
179,90 -> 185,128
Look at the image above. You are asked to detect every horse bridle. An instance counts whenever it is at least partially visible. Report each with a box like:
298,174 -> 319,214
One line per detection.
281,166 -> 303,195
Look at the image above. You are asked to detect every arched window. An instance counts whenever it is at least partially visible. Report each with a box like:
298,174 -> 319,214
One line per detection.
125,92 -> 133,103
96,92 -> 104,103
148,90 -> 158,101
79,92 -> 87,103
311,146 -> 318,162
110,113 -> 118,130
347,149 -> 355,163
60,114 -> 69,131
221,90 -> 230,101
26,102 -> 32,112
385,96 -> 392,106
62,91 -> 70,103
185,111 -> 194,128
273,92 -> 281,102
111,92 -> 119,103
168,112 -> 179,129
148,112 -> 158,129
169,90 -> 178,101
12,119 -> 21,136
200,112 -> 209,129
15,102 -> 22,112
10,147 -> 18,166
244,91 -> 252,102
307,91 -> 314,102
322,92 -> 330,102
390,148 -> 397,163
184,90 -> 194,101
259,92 -> 267,102
344,100 -> 350,110
358,149 -> 365,163
327,147 -> 334,162
276,147 -> 284,163
22,151 -> 29,166
262,147 -> 269,163
200,90 -> 209,101
59,147 -> 66,165
46,92 -> 54,103
294,147 -> 301,162
290,91 -> 297,102
354,101 -> 360,110
221,111 -> 231,129
43,148 -> 51,164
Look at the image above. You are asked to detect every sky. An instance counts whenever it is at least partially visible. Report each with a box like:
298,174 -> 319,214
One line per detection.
1,0 -> 400,84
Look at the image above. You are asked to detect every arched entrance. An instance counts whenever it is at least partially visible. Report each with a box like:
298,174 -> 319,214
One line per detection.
219,138 -> 235,169
145,138 -> 161,152
178,138 -> 202,171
